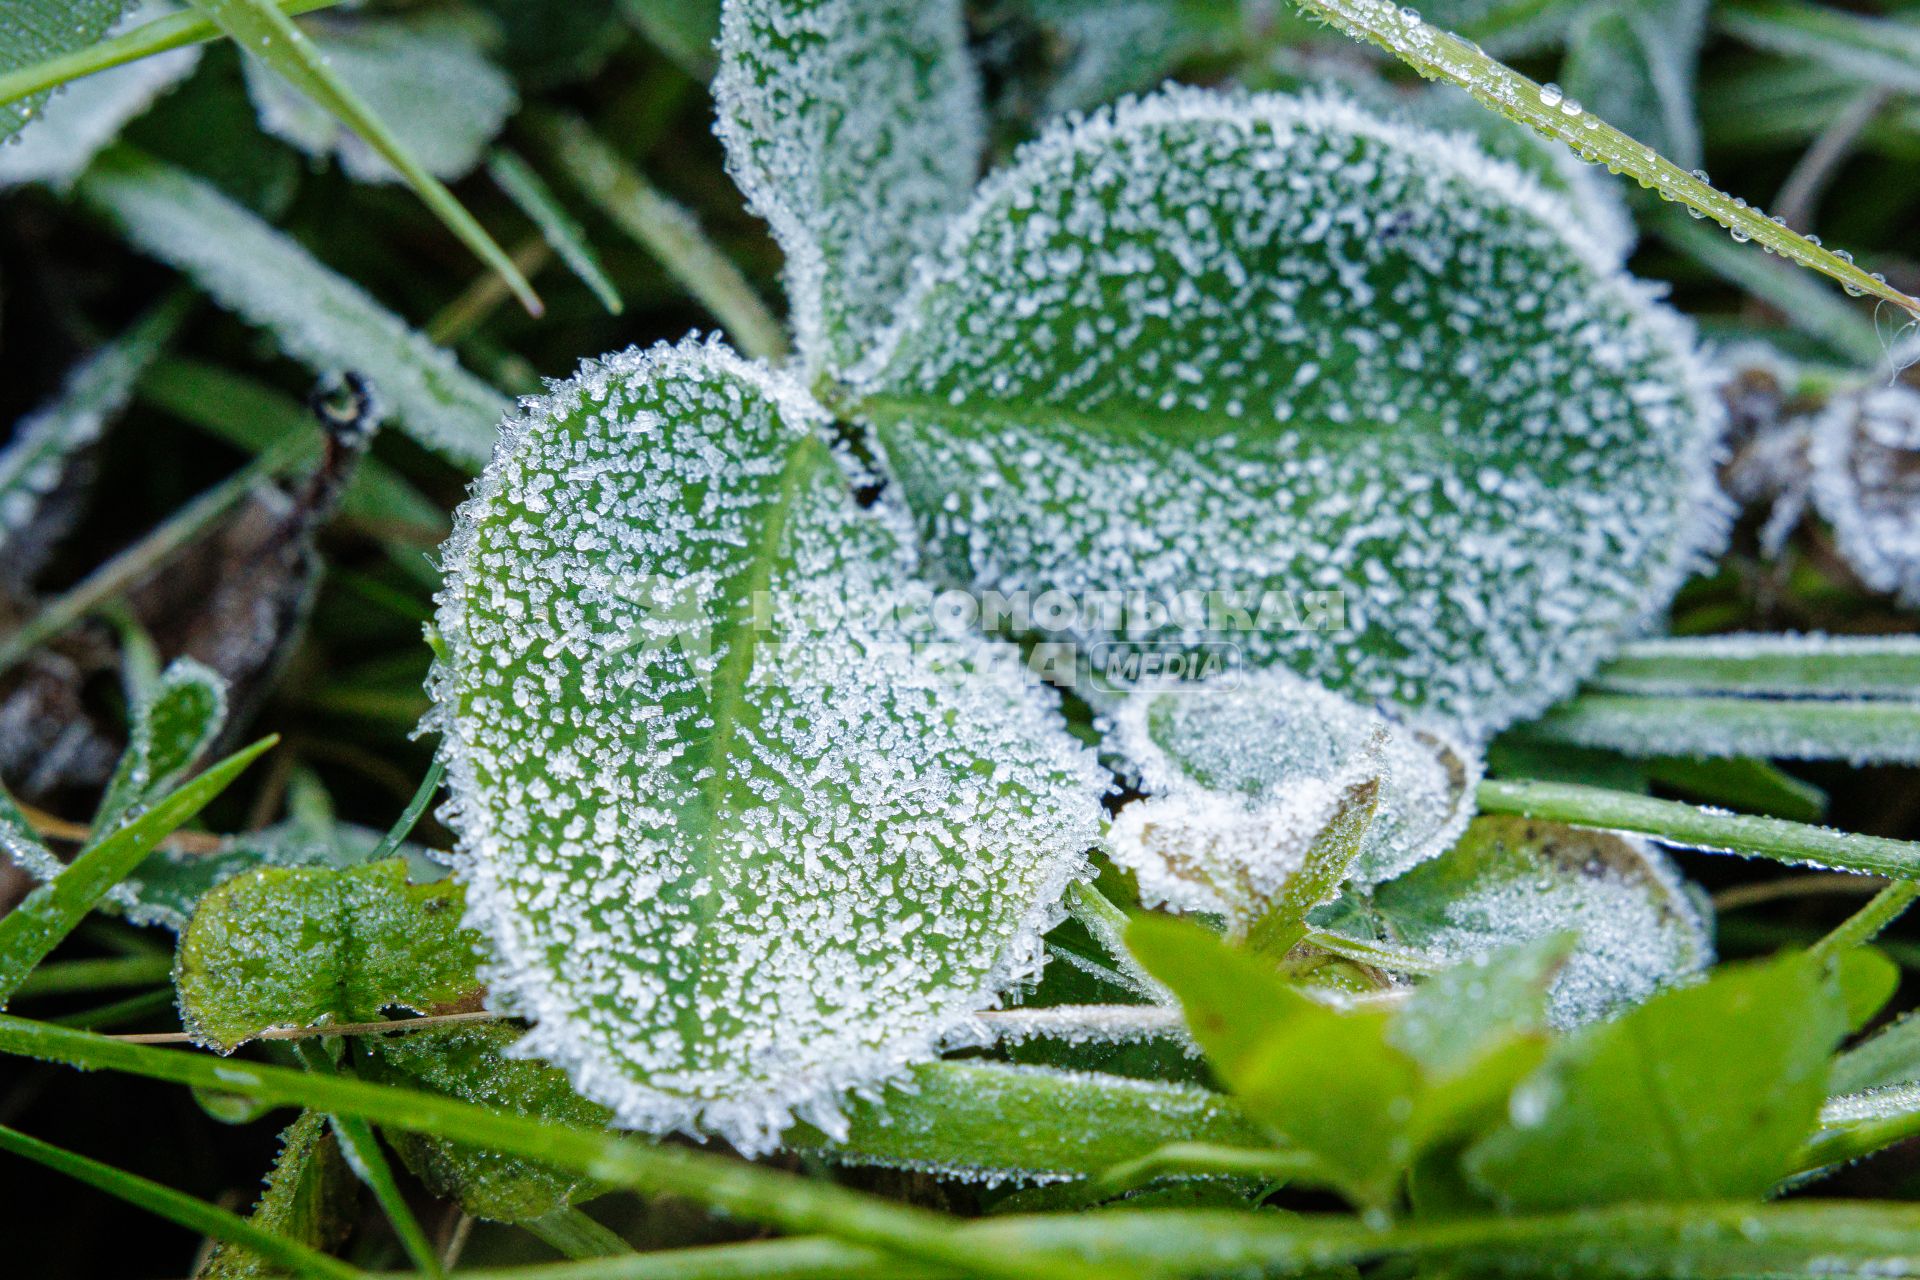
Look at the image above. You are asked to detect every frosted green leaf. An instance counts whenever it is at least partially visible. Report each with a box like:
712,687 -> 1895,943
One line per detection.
363,1024 -> 610,1222
114,818 -> 428,933
0,0 -> 128,144
241,13 -> 517,184
77,147 -> 511,469
175,859 -> 481,1052
1407,85 -> 1634,265
0,2 -> 198,190
859,88 -> 1725,739
432,337 -> 1105,1153
0,294 -> 187,583
1810,385 -> 1920,609
1105,668 -> 1482,897
1313,816 -> 1712,1026
713,0 -> 984,377
199,1111 -> 356,1280
1562,0 -> 1709,171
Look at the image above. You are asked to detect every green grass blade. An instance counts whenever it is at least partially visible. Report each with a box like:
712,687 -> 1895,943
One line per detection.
523,1208 -> 632,1260
0,1018 -> 1114,1280
10,954 -> 172,999
0,737 -> 276,1004
1478,777 -> 1920,879
529,111 -> 786,362
1520,693 -> 1920,764
185,0 -> 540,317
1594,634 -> 1920,699
1286,0 -> 1920,323
487,150 -> 623,315
295,1045 -> 443,1279
0,1123 -> 364,1280
1720,0 -> 1920,97
0,0 -> 342,111
78,148 -> 511,468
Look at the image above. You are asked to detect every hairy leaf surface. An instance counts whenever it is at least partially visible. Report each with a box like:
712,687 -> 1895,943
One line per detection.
433,338 -> 1104,1152
714,0 -> 984,376
860,88 -> 1724,737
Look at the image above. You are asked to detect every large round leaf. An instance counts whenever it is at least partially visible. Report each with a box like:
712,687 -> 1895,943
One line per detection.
433,338 -> 1104,1151
859,88 -> 1724,737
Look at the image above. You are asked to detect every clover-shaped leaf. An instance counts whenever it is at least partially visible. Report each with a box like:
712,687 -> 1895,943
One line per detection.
714,0 -> 984,378
858,88 -> 1725,738
432,338 -> 1104,1152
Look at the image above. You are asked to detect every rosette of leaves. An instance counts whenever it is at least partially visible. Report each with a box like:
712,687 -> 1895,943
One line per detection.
430,0 -> 1726,1152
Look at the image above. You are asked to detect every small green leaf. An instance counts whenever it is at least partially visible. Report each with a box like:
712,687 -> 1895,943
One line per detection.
1312,816 -> 1711,1026
860,87 -> 1724,737
199,1111 -> 357,1280
0,0 -> 128,144
95,657 -> 228,836
1463,953 -> 1846,1210
433,338 -> 1104,1152
1126,914 -> 1414,1207
238,11 -> 516,184
187,0 -> 540,313
77,147 -> 511,469
175,859 -> 481,1051
714,0 -> 984,376
362,1024 -> 611,1223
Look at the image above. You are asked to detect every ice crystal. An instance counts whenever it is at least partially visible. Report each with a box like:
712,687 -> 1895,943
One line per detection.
433,337 -> 1105,1153
1810,384 -> 1920,608
1107,668 -> 1482,896
242,13 -> 517,184
860,87 -> 1725,739
713,0 -> 984,377
0,2 -> 198,190
1315,816 -> 1713,1027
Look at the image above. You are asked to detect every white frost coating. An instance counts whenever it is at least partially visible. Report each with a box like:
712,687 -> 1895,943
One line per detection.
433,336 -> 1105,1153
713,0 -> 984,377
862,86 -> 1728,740
77,150 -> 510,469
1106,668 -> 1481,891
242,14 -> 517,184
0,2 -> 198,190
1319,817 -> 1712,1027
1811,384 -> 1920,608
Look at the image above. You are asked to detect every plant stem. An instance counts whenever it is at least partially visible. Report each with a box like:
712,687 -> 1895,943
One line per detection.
1285,0 -> 1920,321
1812,882 -> 1920,962
1477,778 -> 1920,879
0,0 -> 345,109
0,1123 -> 364,1279
0,1018 -> 1114,1280
1095,1143 -> 1329,1195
